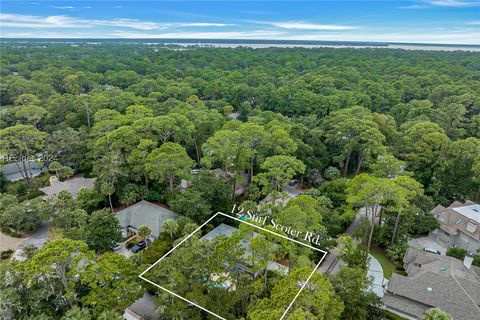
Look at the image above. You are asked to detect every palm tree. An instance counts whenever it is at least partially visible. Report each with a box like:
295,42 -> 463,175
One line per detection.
138,225 -> 152,248
162,219 -> 178,238
49,161 -> 62,179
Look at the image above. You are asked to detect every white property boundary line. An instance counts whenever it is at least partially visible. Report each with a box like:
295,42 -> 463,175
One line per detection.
139,212 -> 328,320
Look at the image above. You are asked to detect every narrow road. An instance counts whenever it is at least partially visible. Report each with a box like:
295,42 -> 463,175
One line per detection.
345,207 -> 367,235
12,222 -> 50,261
318,207 -> 366,274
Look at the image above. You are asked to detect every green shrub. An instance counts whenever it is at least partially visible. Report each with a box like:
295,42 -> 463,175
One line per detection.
474,255 -> 480,267
142,234 -> 174,264
446,247 -> 467,260
126,237 -> 141,249
0,249 -> 14,260
145,190 -> 161,202
0,226 -> 22,237
323,166 -> 341,180
446,247 -> 480,267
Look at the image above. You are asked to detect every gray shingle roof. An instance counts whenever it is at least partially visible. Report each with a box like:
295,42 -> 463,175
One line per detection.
116,200 -> 180,238
431,201 -> 480,241
383,292 -> 430,318
39,177 -> 95,198
384,248 -> 480,320
2,161 -> 46,181
124,292 -> 160,320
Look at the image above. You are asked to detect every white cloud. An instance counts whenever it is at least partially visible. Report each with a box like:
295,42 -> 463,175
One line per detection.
110,30 -> 284,39
259,29 -> 479,45
0,14 -> 81,28
399,4 -> 430,9
272,21 -> 359,30
0,13 -> 231,30
52,6 -> 75,10
177,22 -> 234,27
426,0 -> 480,7
2,28 -> 478,45
251,20 -> 359,30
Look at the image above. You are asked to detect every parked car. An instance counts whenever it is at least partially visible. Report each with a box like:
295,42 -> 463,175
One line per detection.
189,169 -> 200,174
131,240 -> 148,253
112,242 -> 122,251
423,247 -> 441,255
288,179 -> 298,186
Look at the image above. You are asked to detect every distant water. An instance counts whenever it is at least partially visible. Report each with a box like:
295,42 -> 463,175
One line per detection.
168,42 -> 480,52
2,38 -> 480,52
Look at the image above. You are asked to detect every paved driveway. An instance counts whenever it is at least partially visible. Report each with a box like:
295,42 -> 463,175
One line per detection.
282,183 -> 304,197
116,242 -> 133,258
12,222 -> 50,261
408,237 -> 447,255
367,254 -> 386,297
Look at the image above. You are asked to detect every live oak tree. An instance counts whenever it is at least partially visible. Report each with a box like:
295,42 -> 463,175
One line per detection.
0,194 -> 44,233
127,138 -> 156,189
329,266 -> 380,320
347,174 -> 401,251
254,155 -> 306,195
371,154 -> 406,178
2,239 -> 140,319
240,122 -> 270,183
247,268 -> 344,320
17,239 -> 92,311
168,188 -> 212,222
189,107 -> 225,162
249,236 -> 277,294
79,253 -> 143,314
406,131 -> 450,197
94,150 -> 127,212
322,107 -> 386,176
2,42 -> 480,319
14,104 -> 48,128
275,195 -> 329,248
55,208 -> 89,240
473,158 -> 480,201
202,129 -> 251,199
146,142 -> 194,193
389,175 -> 424,244
85,209 -> 122,253
0,124 -> 47,185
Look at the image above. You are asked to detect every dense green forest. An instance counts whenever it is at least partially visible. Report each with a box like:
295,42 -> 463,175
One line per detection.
0,43 -> 479,320
1,44 -> 479,203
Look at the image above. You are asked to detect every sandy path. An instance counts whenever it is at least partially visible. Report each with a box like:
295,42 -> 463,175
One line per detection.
0,232 -> 24,251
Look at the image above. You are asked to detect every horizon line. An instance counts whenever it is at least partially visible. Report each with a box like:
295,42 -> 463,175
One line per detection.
1,37 -> 480,47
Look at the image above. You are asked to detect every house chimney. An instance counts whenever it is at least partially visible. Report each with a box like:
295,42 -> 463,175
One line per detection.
463,252 -> 474,270
180,179 -> 188,189
49,175 -> 58,186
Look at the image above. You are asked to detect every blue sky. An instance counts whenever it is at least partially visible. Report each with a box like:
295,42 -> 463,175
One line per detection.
1,1 -> 479,44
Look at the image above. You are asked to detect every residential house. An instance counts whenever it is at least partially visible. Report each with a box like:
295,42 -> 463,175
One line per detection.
116,200 -> 180,240
383,247 -> 480,320
123,292 -> 161,320
201,223 -> 288,276
39,176 -> 95,199
210,168 -> 248,196
429,201 -> 480,253
2,160 -> 47,182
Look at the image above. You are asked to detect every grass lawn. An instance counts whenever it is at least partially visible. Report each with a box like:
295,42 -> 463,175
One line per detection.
383,310 -> 408,320
370,247 -> 397,279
